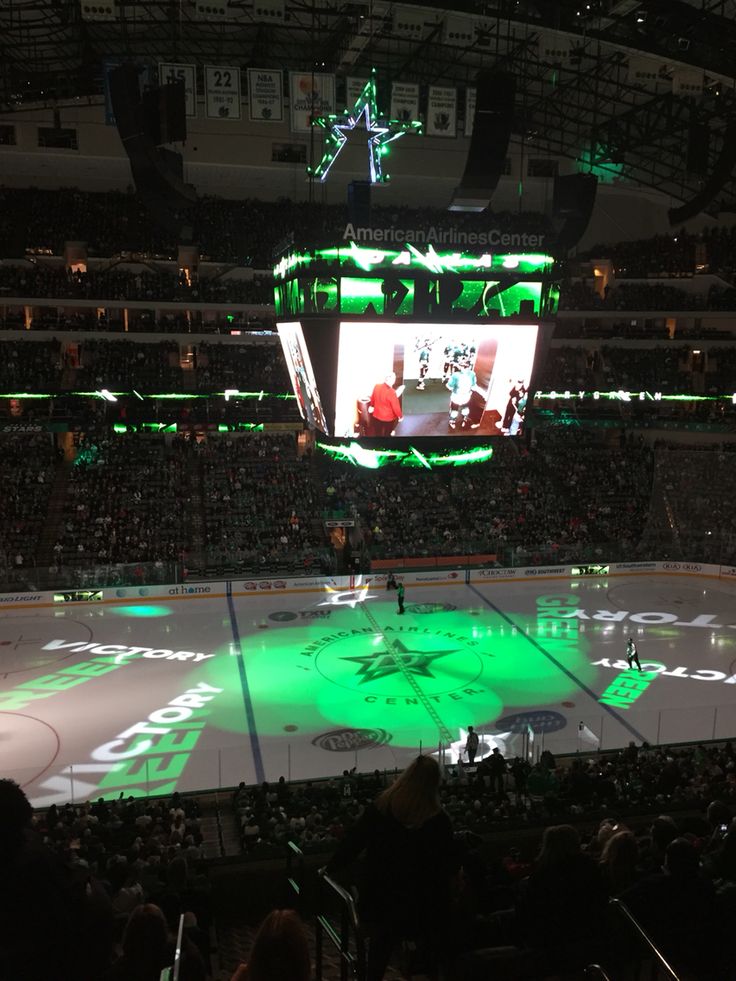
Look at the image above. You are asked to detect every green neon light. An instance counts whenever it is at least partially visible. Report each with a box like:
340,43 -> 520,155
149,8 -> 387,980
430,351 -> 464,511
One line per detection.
307,71 -> 422,184
0,393 -> 52,399
318,441 -> 494,469
112,422 -> 266,434
537,390 -> 731,402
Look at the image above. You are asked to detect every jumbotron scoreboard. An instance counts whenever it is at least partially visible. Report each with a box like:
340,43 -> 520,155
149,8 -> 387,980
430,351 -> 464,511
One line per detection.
274,239 -> 558,447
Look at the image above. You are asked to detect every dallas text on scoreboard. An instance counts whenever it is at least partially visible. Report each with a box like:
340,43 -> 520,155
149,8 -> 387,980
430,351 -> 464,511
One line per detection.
273,242 -> 559,320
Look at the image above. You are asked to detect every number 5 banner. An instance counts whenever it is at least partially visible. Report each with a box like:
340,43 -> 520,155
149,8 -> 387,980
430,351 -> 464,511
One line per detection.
205,66 -> 242,120
159,63 -> 197,118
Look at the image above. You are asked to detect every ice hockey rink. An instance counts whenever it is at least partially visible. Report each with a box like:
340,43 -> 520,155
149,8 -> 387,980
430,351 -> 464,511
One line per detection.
2,565 -> 736,807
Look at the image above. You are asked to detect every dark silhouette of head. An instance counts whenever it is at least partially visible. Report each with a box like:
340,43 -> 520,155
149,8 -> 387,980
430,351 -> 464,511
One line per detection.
376,754 -> 441,828
0,779 -> 33,854
246,909 -> 310,981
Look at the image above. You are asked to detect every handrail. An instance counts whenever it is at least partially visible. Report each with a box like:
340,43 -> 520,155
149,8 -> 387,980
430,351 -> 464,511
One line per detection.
609,898 -> 680,981
315,870 -> 365,981
585,966 -> 613,981
285,840 -> 305,912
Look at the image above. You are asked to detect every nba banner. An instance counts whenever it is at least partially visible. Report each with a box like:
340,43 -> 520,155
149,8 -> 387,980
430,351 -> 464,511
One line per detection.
205,66 -> 241,120
427,85 -> 457,137
159,63 -> 197,117
248,68 -> 283,122
289,72 -> 336,133
390,82 -> 420,125
346,77 -> 368,108
464,87 -> 476,138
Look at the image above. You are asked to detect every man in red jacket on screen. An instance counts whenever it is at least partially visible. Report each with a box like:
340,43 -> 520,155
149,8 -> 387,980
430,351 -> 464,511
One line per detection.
369,371 -> 403,437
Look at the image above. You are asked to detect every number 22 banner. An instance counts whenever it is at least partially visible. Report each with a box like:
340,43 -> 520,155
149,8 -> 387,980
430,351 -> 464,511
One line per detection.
205,66 -> 242,120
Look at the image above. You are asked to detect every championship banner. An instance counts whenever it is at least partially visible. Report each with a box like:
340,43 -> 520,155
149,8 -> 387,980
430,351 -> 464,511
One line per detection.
427,85 -> 457,138
672,69 -> 703,97
248,68 -> 284,122
627,55 -> 663,87
464,87 -> 476,138
205,66 -> 241,120
159,63 -> 197,117
289,72 -> 336,133
346,76 -> 368,109
390,82 -> 420,125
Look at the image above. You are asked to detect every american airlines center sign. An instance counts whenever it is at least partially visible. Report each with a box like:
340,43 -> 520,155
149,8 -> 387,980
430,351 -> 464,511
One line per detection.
341,223 -> 547,248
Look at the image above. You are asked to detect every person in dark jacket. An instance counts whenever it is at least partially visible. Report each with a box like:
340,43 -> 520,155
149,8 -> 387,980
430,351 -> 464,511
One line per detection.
325,755 -> 456,981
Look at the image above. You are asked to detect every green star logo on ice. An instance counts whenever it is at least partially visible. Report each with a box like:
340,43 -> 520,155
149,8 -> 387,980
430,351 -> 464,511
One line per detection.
304,626 -> 489,702
341,639 -> 461,685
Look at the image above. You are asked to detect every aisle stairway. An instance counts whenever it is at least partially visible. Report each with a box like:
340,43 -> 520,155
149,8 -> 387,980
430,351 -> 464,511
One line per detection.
35,461 -> 71,568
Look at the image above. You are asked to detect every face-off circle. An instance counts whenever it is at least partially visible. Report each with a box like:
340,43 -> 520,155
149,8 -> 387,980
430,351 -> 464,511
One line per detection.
0,618 -> 93,675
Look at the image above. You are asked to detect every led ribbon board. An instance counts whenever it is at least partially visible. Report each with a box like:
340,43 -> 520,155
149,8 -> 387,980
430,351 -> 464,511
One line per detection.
274,244 -> 555,279
273,247 -> 558,320
318,441 -> 495,469
307,73 -> 422,184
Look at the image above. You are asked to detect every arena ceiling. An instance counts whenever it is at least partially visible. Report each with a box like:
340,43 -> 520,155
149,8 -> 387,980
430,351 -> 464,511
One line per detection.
3,0 -> 736,213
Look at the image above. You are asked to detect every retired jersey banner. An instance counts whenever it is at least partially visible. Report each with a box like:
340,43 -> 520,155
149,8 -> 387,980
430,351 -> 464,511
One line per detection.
248,68 -> 283,122
205,66 -> 241,120
159,63 -> 197,117
464,87 -> 477,138
427,85 -> 457,137
289,72 -> 336,133
390,82 -> 420,125
346,77 -> 369,109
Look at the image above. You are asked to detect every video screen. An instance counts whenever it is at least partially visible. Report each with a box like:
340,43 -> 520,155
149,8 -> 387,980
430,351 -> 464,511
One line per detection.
334,322 -> 539,439
277,321 -> 329,433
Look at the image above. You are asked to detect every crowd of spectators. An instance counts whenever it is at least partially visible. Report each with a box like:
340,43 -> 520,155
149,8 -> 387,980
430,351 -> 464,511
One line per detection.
5,424 -> 736,585
323,430 -> 654,564
0,338 -> 62,390
0,311 -> 275,334
0,186 -> 551,266
1,778 -> 214,980
74,339 -> 182,390
0,433 -> 57,572
56,431 -> 192,570
4,734 -> 736,980
0,262 -> 273,305
195,341 -> 290,392
584,223 -> 736,281
200,434 -> 332,576
651,443 -> 736,565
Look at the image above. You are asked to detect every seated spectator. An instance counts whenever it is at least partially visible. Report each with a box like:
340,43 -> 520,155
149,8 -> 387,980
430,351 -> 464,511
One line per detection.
103,902 -> 205,981
229,909 -> 311,981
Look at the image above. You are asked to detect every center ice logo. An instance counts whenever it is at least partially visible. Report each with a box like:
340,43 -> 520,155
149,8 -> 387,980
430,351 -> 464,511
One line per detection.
343,639 -> 463,685
303,626 -> 487,703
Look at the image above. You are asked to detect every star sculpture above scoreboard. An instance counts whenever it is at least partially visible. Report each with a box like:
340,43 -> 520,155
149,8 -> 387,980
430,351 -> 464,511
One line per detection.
307,72 -> 422,184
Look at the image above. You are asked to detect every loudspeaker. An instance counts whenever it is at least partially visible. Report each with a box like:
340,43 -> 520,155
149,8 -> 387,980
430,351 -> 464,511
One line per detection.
108,64 -> 144,144
348,181 -> 371,227
142,81 -> 187,145
670,123 -> 736,224
450,71 -> 515,212
109,64 -> 196,231
686,122 -> 710,176
551,173 -> 598,250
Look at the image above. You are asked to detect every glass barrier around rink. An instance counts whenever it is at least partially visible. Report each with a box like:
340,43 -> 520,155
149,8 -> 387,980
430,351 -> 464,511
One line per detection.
0,560 -> 181,595
15,703 -> 736,812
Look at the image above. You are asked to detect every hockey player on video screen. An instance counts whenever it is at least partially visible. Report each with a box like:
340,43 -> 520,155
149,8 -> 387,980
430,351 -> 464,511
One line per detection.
447,365 -> 478,430
415,338 -> 432,391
